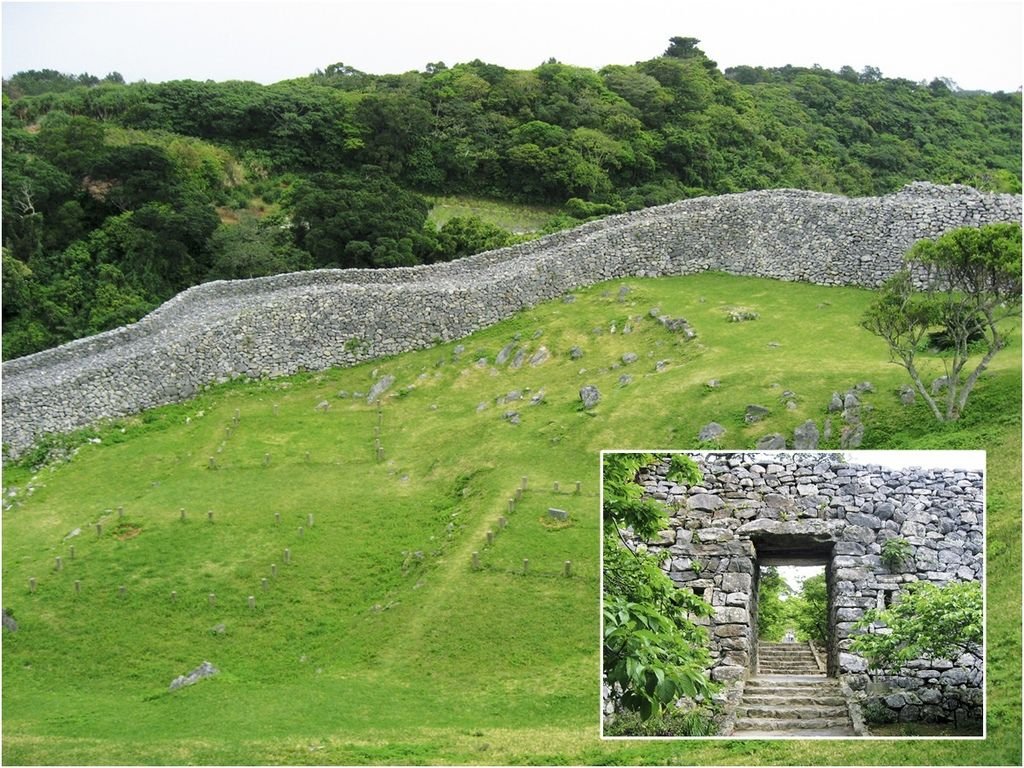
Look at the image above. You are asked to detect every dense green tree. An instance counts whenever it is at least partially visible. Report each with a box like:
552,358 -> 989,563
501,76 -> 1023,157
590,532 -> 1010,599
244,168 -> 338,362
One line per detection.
288,171 -> 429,268
850,581 -> 982,672
206,215 -> 312,280
788,574 -> 829,644
757,566 -> 791,641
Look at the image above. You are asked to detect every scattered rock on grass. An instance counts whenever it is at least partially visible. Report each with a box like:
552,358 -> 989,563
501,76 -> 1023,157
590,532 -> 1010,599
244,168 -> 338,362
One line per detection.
579,386 -> 601,410
169,661 -> 218,692
756,434 -> 787,450
367,375 -> 395,403
793,420 -> 820,450
698,422 -> 726,442
744,405 -> 770,424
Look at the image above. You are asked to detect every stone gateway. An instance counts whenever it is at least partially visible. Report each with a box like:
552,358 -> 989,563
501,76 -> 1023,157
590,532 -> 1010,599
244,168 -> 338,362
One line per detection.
631,452 -> 984,729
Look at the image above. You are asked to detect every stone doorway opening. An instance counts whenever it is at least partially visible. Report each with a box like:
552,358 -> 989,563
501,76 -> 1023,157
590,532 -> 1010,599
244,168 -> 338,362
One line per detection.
751,536 -> 835,677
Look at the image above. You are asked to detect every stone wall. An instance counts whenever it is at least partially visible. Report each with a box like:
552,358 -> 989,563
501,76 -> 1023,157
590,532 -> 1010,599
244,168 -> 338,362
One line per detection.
2,183 -> 1019,456
634,452 -> 985,727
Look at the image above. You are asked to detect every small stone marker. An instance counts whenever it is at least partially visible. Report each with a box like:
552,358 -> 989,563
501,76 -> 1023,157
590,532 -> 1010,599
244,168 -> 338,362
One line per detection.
515,488 -> 522,501
263,453 -> 271,466
248,595 -> 256,610
522,558 -> 529,574
298,526 -> 304,538
273,404 -> 279,416
118,506 -> 124,519
564,560 -> 572,577
521,476 -> 528,490
498,516 -> 507,529
28,577 -> 36,593
261,578 -> 269,591
275,512 -> 281,525
119,585 -> 126,598
553,481 -> 560,492
508,499 -> 515,514
575,481 -> 582,494
180,508 -> 186,522
307,513 -> 314,528
55,556 -> 63,571
74,579 -> 81,594
376,447 -> 384,462
472,551 -> 480,570
69,545 -> 75,560
208,593 -> 216,607
284,548 -> 291,564
209,457 -> 218,469
486,530 -> 494,545
304,451 -> 311,462
271,564 -> 277,578
171,590 -> 177,602
207,510 -> 214,523
96,523 -> 103,536
547,508 -> 569,521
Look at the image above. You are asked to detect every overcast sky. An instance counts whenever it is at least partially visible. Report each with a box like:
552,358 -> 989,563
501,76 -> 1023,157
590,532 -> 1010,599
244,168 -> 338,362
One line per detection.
2,0 -> 1021,92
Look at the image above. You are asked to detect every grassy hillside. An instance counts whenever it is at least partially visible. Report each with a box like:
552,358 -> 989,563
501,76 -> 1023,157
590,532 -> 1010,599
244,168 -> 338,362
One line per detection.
2,273 -> 1019,765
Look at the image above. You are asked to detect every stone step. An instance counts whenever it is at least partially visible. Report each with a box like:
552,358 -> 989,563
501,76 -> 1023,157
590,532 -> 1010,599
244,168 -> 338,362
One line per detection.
738,704 -> 850,719
745,680 -> 836,692
759,667 -> 822,674
758,653 -> 817,661
733,716 -> 853,731
743,694 -> 847,707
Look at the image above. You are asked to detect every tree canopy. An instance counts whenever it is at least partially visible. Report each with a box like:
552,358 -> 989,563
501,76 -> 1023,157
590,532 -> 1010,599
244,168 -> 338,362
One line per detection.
861,223 -> 1022,421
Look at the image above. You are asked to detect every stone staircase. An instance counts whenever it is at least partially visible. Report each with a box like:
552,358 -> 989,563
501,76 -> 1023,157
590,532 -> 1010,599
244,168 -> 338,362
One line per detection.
731,643 -> 856,737
758,641 -> 821,675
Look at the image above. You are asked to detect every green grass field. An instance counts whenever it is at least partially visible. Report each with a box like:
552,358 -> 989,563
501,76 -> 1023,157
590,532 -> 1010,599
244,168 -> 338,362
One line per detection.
2,273 -> 1019,765
425,194 -> 559,232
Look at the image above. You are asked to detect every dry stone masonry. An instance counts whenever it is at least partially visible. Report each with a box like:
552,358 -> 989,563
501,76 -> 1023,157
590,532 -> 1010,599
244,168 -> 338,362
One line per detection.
634,452 -> 984,728
3,183 -> 1019,456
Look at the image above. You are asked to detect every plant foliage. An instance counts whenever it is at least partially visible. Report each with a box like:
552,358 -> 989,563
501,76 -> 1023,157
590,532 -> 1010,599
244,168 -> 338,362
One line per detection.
880,536 -> 912,571
850,580 -> 982,673
602,453 -> 715,721
787,573 -> 829,644
756,566 -> 791,641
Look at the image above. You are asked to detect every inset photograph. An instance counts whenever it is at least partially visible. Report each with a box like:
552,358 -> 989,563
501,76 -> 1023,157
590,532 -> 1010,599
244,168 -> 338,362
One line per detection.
601,450 -> 984,739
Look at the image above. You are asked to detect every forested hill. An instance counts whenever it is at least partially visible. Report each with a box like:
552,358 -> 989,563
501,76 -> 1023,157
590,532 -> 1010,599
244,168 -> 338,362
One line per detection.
3,37 -> 1021,360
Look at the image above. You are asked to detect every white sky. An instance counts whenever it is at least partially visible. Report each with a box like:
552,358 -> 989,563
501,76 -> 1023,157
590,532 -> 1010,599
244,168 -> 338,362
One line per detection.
2,0 -> 1021,92
844,450 -> 985,472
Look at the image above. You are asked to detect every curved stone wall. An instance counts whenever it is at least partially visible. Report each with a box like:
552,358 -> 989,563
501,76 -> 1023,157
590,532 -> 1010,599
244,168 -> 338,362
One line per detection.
2,183 -> 1019,455
636,452 -> 984,727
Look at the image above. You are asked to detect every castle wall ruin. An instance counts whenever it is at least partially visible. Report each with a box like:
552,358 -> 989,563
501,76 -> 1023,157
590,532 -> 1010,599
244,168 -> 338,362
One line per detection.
2,183 -> 1019,456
